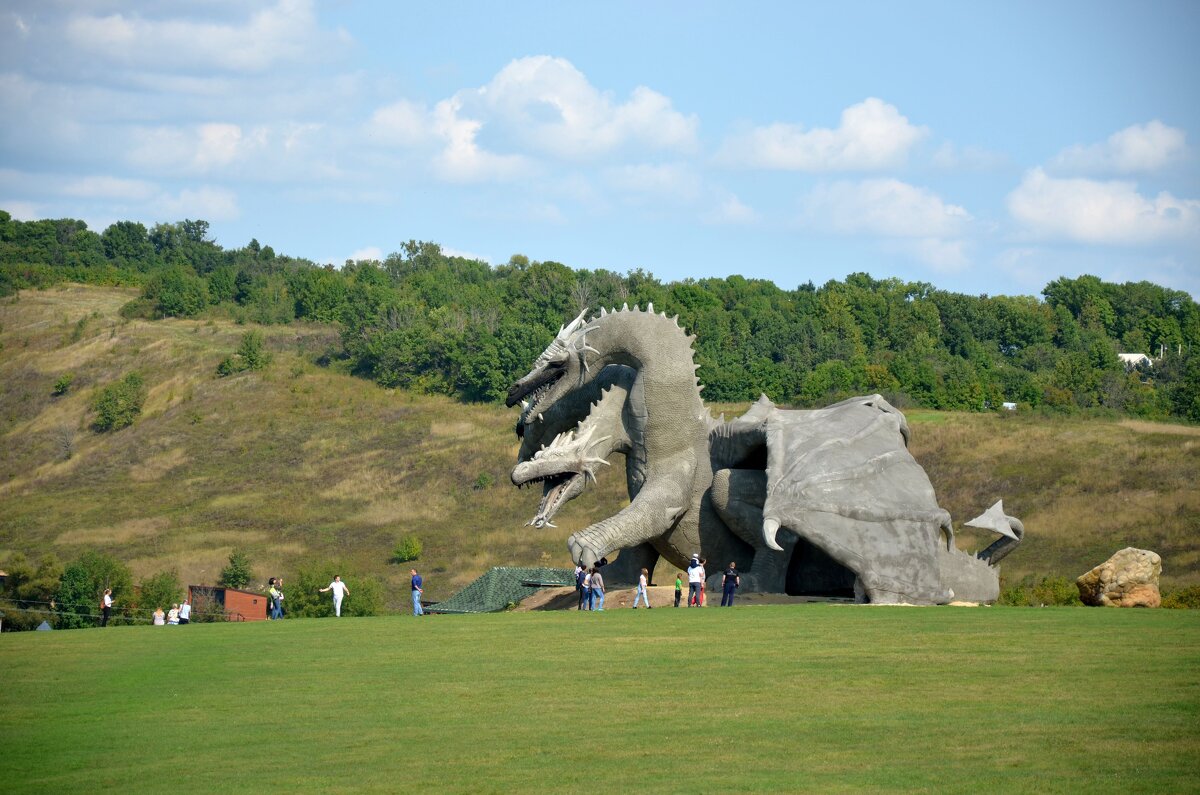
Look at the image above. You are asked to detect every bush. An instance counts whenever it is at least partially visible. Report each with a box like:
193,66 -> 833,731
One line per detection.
137,569 -> 183,616
52,373 -> 74,396
392,535 -> 422,564
216,330 -> 272,377
144,266 -> 209,318
281,561 -> 384,618
55,551 -> 134,629
91,372 -> 145,432
119,297 -> 156,320
1161,585 -> 1200,609
998,575 -> 1082,606
218,549 -> 254,589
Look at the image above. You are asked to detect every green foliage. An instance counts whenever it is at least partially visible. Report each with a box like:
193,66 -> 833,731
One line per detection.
143,265 -> 209,317
118,297 -> 156,320
54,550 -> 133,629
90,372 -> 145,432
392,535 -> 423,563
52,372 -> 74,396
998,575 -> 1083,607
281,561 -> 384,617
137,569 -> 183,614
472,472 -> 493,490
0,552 -> 63,631
216,330 -> 272,377
4,211 -> 1200,421
218,549 -> 254,590
1161,585 -> 1200,609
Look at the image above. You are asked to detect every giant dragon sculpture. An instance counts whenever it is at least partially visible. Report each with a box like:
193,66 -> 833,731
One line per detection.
506,306 -> 1023,604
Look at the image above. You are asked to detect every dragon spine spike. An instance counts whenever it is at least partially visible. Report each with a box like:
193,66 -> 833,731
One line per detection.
647,302 -> 654,313
599,307 -> 607,316
622,302 -> 629,312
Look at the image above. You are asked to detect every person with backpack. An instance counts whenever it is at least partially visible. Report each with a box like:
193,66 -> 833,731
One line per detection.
576,565 -> 588,610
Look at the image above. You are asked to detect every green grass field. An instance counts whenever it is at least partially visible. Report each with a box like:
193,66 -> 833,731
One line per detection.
2,606 -> 1197,793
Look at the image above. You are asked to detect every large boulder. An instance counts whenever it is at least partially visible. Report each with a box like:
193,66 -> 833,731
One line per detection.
1076,547 -> 1162,607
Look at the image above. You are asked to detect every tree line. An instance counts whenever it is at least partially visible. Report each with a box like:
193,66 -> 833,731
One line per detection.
2,209 -> 1198,421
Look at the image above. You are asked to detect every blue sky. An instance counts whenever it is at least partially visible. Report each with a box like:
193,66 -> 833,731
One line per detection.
2,0 -> 1198,297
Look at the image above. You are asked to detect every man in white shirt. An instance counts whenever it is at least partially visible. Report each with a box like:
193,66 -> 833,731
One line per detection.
319,575 -> 350,617
178,599 -> 192,624
687,556 -> 703,607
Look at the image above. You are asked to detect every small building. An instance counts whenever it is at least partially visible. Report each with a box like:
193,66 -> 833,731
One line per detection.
187,585 -> 269,621
1118,353 -> 1152,370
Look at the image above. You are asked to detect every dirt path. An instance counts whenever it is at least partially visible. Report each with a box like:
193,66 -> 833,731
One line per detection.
514,585 -> 849,611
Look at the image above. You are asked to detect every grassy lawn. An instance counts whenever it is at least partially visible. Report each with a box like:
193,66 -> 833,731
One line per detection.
2,605 -> 1197,793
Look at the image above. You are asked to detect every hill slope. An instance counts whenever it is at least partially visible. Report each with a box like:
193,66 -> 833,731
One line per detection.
1,285 -> 1197,607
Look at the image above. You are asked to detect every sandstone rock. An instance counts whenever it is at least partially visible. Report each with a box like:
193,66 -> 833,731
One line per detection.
1076,547 -> 1162,607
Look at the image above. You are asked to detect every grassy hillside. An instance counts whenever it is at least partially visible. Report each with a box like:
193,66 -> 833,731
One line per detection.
1,285 -> 1198,608
1,607 -> 1198,792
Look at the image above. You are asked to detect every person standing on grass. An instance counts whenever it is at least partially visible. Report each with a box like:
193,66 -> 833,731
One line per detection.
633,568 -> 652,609
687,556 -> 702,607
721,562 -> 740,607
576,565 -> 588,610
267,578 -> 280,620
179,599 -> 191,625
582,567 -> 593,610
675,572 -> 683,608
319,575 -> 350,617
411,569 -> 424,616
698,558 -> 708,607
590,567 -> 606,611
100,588 -> 114,627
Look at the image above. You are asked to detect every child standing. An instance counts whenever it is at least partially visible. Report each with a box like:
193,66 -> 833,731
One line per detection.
674,572 -> 683,607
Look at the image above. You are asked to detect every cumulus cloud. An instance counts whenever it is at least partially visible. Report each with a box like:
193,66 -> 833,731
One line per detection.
1049,121 -> 1188,175
475,56 -> 698,158
717,98 -> 927,171
800,179 -> 972,270
801,179 -> 971,238
129,123 -> 272,176
364,56 -> 698,182
1007,168 -> 1200,244
158,186 -> 240,221
703,195 -> 758,225
62,0 -> 349,75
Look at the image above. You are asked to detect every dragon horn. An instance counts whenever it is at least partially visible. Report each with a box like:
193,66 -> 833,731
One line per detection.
762,517 -> 784,552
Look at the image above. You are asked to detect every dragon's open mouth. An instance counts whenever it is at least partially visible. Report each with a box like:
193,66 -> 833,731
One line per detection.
515,471 -> 582,528
506,365 -> 565,411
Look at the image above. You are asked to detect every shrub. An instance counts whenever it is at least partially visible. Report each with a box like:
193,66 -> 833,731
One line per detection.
55,551 -> 133,629
118,297 -> 156,320
52,373 -> 74,396
998,575 -> 1082,607
392,535 -> 422,563
137,569 -> 184,617
1161,585 -> 1200,609
91,372 -> 145,432
218,549 -> 254,589
216,331 -> 272,377
281,561 -> 384,617
144,266 -> 209,318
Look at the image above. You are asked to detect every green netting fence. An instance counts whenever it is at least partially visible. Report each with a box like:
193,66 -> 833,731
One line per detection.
429,567 -> 575,614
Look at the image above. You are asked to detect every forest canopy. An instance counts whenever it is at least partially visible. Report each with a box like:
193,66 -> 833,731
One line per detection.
2,209 -> 1197,421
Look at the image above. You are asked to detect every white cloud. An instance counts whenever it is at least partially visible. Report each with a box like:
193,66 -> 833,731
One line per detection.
703,195 -> 758,225
800,179 -> 972,270
1049,121 -> 1188,175
63,175 -> 158,201
129,123 -> 272,176
367,100 -> 434,147
2,200 -> 41,221
1007,168 -> 1200,244
429,97 -> 531,183
718,98 -> 927,171
63,0 -> 348,75
158,186 -> 240,221
801,179 -> 971,238
476,56 -> 698,159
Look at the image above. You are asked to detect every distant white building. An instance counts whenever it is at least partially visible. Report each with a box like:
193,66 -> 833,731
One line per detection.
1118,353 -> 1153,369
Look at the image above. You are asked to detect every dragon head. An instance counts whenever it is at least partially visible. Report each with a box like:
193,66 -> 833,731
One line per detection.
505,309 -> 596,431
512,424 -> 614,528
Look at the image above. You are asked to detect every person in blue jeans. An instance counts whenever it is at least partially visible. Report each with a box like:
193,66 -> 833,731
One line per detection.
590,567 -> 606,611
721,561 -> 740,607
410,568 -> 424,616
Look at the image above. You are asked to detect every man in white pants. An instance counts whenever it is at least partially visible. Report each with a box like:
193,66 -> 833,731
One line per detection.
319,575 -> 350,617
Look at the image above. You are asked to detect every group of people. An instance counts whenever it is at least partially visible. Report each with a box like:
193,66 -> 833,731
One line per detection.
151,601 -> 191,625
267,577 -> 287,619
574,555 -> 742,610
